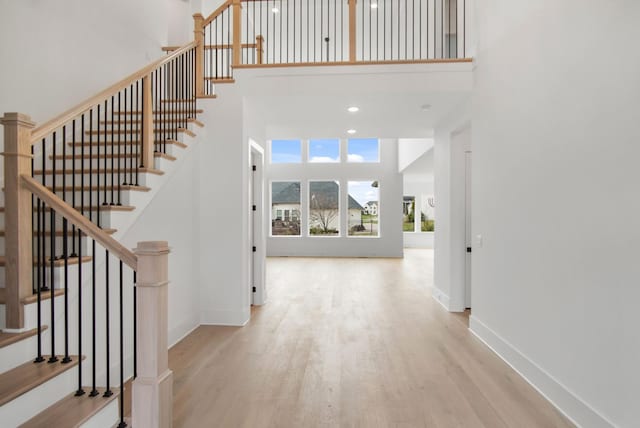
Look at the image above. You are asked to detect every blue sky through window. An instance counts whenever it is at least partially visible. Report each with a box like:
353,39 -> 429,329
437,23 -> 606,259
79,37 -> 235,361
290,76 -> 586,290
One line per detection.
348,138 -> 379,162
348,181 -> 379,206
309,139 -> 340,162
271,140 -> 301,163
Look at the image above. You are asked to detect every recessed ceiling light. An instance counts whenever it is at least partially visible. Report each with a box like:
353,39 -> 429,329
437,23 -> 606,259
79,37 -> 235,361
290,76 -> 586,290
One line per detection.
421,104 -> 432,111
347,106 -> 359,113
347,129 -> 357,134
371,3 -> 378,9
272,7 -> 279,13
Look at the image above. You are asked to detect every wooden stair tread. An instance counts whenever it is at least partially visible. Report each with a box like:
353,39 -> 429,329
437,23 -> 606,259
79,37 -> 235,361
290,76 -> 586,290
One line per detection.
0,256 -> 94,268
85,128 -> 190,134
21,387 -> 120,428
204,77 -> 235,83
0,229 -> 116,237
0,288 -> 65,305
155,152 -> 176,161
49,185 -> 151,192
32,167 -> 164,176
113,109 -> 204,114
67,140 -> 187,146
100,117 -> 200,125
0,356 -> 81,407
50,153 -> 139,160
0,327 -> 46,349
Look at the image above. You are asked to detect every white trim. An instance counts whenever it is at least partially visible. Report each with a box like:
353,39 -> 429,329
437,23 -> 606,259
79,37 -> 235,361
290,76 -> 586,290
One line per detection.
469,316 -> 617,428
200,309 -> 250,327
431,287 -> 450,311
169,320 -> 200,349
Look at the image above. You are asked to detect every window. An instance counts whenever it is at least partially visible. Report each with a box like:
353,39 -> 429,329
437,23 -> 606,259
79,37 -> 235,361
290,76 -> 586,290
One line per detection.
309,139 -> 340,163
348,181 -> 379,237
403,196 -> 415,232
309,181 -> 340,236
347,138 -> 379,162
270,140 -> 302,163
271,182 -> 301,236
421,194 -> 435,232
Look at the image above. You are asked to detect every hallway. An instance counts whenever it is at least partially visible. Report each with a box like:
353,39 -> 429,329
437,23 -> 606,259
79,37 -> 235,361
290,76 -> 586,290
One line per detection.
170,250 -> 573,427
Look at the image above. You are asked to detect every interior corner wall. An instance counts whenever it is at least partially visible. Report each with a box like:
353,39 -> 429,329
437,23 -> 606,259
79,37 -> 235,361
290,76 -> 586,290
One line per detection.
196,88 -> 250,326
119,138 -> 201,347
471,1 -> 640,427
265,139 -> 403,258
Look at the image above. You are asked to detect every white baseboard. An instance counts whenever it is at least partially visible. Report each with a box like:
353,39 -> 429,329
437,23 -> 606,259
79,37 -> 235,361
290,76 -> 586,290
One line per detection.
469,316 -> 616,428
431,287 -> 450,311
169,321 -> 200,349
200,308 -> 250,327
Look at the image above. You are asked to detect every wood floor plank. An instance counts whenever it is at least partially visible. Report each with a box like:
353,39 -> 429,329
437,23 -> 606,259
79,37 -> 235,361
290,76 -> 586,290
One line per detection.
169,250 -> 574,428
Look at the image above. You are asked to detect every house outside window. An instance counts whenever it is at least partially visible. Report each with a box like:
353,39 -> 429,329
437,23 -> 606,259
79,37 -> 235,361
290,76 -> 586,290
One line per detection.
271,181 -> 301,236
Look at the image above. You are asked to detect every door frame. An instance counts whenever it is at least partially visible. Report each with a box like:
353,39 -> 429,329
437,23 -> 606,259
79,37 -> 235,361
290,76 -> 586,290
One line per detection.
249,141 -> 266,305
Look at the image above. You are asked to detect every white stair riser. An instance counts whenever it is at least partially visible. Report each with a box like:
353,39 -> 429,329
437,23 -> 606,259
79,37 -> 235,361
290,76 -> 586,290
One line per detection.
0,237 -> 91,262
0,362 -> 77,427
80,396 -> 119,428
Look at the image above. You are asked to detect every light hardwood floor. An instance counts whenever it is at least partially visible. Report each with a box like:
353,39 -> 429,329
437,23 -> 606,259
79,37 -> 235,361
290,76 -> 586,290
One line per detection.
170,250 -> 574,428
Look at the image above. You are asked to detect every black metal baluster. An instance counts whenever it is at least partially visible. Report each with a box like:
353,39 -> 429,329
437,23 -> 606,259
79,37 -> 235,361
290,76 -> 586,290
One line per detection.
75,229 -> 85,396
123,88 -> 128,187
87,111 -> 91,224
441,0 -> 443,58
90,239 -> 99,397
117,91 -> 122,205
48,131 -> 58,364
118,261 -> 126,427
71,119 -> 77,257
135,80 -> 140,185
111,95 -> 115,205
463,0 -> 466,57
62,217 -> 71,364
34,196 -> 44,363
41,138 -> 48,292
104,249 -> 113,397
133,271 -> 137,379
103,100 -> 108,207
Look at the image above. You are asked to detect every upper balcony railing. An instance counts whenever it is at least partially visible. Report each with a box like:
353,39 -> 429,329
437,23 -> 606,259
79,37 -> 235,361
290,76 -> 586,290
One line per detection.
192,0 -> 470,96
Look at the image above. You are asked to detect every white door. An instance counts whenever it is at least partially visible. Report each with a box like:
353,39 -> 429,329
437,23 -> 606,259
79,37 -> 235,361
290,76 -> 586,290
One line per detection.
464,151 -> 472,309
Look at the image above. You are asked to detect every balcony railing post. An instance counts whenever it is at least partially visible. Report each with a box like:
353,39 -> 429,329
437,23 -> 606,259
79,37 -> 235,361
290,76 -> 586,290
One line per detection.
232,0 -> 242,66
132,241 -> 173,428
141,75 -> 154,169
1,112 -> 35,330
193,13 -> 205,97
256,35 -> 264,65
348,0 -> 357,62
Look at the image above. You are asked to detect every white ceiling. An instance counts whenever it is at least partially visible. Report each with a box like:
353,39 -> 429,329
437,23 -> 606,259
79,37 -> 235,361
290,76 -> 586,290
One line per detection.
247,92 -> 468,139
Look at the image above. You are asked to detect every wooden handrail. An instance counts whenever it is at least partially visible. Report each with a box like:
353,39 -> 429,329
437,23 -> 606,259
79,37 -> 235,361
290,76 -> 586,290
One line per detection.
21,175 -> 138,270
30,42 -> 198,144
203,0 -> 233,26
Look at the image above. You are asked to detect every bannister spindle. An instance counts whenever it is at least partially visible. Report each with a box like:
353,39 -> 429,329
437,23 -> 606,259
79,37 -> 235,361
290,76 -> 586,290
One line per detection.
0,113 -> 35,329
104,249 -> 113,398
35,196 -> 44,363
90,239 -> 99,397
48,203 -> 58,363
71,119 -> 77,257
117,91 -> 122,205
132,241 -> 173,428
110,95 -> 115,205
118,261 -> 126,428
133,271 -> 137,379
75,229 -> 86,396
62,217 -> 71,364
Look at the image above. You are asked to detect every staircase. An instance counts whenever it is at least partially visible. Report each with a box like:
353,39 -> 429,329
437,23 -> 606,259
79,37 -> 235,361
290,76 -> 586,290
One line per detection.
0,43 -> 201,426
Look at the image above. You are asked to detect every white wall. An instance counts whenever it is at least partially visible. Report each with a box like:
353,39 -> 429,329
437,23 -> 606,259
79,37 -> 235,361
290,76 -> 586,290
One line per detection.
471,1 -> 640,427
0,0 -> 170,130
433,102 -> 470,311
265,139 -> 403,257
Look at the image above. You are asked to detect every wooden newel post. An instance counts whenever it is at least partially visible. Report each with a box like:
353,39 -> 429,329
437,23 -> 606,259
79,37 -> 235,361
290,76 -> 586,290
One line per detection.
1,113 -> 35,331
348,0 -> 357,62
232,0 -> 242,66
132,241 -> 173,428
141,75 -> 153,169
256,35 -> 264,65
193,13 -> 205,97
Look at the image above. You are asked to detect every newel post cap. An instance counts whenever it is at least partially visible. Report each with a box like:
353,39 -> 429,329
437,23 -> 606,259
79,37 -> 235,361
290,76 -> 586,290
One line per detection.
0,112 -> 36,128
133,241 -> 171,256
